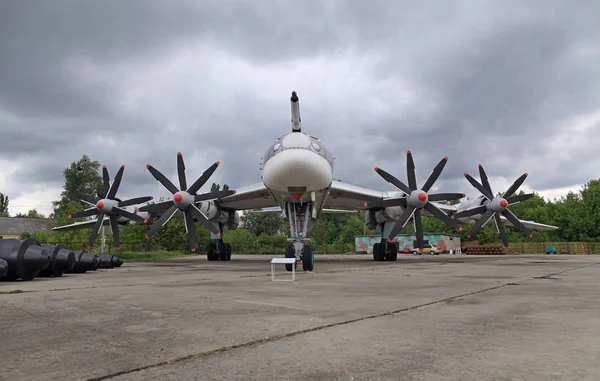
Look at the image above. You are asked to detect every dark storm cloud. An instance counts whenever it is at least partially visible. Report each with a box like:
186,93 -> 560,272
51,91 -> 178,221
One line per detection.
0,0 -> 599,215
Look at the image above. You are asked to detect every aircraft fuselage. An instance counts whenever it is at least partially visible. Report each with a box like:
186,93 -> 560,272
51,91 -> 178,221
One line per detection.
261,131 -> 334,229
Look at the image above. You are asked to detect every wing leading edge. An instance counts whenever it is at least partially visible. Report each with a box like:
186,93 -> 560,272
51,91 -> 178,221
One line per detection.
324,180 -> 558,231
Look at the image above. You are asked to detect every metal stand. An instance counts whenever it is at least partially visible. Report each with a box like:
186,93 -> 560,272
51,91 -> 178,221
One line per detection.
271,258 -> 297,281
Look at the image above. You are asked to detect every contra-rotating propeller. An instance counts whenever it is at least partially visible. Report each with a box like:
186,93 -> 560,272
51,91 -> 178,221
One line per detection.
140,152 -> 236,252
365,150 -> 465,251
455,164 -> 535,247
67,165 -> 153,250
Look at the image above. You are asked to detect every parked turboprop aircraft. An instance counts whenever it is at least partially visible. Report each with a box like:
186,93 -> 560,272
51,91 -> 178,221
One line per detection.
54,91 -> 558,271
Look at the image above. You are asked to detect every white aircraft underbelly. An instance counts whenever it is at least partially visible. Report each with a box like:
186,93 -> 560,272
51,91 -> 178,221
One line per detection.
262,148 -> 333,193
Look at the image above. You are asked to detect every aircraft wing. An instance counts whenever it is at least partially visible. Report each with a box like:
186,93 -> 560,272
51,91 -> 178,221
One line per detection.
498,216 -> 558,231
325,180 -> 394,208
51,216 -> 109,231
215,182 -> 279,211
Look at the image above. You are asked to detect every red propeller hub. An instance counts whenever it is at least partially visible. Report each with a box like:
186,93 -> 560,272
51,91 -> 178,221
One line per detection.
96,201 -> 104,209
292,192 -> 303,201
500,199 -> 508,208
174,193 -> 183,202
418,192 -> 427,202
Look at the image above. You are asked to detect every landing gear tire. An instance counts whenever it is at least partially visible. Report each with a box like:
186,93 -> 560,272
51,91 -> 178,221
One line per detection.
220,243 -> 232,261
388,242 -> 398,261
207,242 -> 218,261
373,243 -> 379,261
285,244 -> 296,272
302,245 -> 314,272
218,243 -> 231,261
374,242 -> 386,261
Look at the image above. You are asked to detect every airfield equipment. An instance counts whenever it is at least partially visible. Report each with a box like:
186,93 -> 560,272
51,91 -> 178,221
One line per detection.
0,238 -> 50,280
0,239 -> 123,281
67,251 -> 98,273
0,258 -> 7,278
97,254 -> 123,268
38,243 -> 76,277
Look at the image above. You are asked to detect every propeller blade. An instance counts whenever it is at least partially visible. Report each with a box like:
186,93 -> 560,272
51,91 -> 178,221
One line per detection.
464,173 -> 494,200
478,164 -> 493,195
113,207 -> 147,223
106,165 -> 125,199
502,173 -> 528,199
146,164 -> 180,194
66,190 -> 98,206
494,213 -> 509,247
364,197 -> 407,209
194,189 -> 237,202
118,196 -> 154,207
70,208 -> 99,219
386,204 -> 416,240
109,214 -> 120,249
427,193 -> 466,202
421,156 -> 448,192
424,202 -> 462,230
102,166 -> 110,197
87,214 -> 105,248
188,203 -> 221,236
507,193 -> 535,204
374,167 -> 412,194
454,204 -> 488,219
145,205 -> 178,238
406,150 -> 417,190
177,152 -> 187,191
183,209 -> 197,252
413,208 -> 424,250
468,209 -> 495,237
187,161 -> 221,195
501,209 -> 531,237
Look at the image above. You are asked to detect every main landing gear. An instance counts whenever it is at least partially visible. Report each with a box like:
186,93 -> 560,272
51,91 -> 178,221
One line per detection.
206,223 -> 232,261
372,239 -> 398,261
372,221 -> 398,262
284,201 -> 314,272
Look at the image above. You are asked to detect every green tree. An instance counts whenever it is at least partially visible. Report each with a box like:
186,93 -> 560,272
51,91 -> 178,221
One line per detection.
210,183 -> 229,192
240,210 -> 287,236
0,192 -> 8,216
51,154 -> 104,220
14,208 -> 47,219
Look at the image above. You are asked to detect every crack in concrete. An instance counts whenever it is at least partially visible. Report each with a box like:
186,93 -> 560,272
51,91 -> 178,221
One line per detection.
87,261 -> 599,381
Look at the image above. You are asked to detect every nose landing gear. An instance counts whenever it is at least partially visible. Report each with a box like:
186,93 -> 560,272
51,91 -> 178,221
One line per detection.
284,201 -> 315,272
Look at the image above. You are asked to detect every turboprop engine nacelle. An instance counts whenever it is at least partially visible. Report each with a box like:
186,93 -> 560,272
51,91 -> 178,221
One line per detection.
196,201 -> 240,230
116,205 -> 151,225
364,195 -> 489,230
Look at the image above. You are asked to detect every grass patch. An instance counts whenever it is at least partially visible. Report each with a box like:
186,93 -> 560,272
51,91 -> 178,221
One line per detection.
115,251 -> 195,262
0,289 -> 26,295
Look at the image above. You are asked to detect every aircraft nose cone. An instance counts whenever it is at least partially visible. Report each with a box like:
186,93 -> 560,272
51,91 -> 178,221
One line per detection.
418,192 -> 427,202
96,201 -> 104,209
500,199 -> 508,208
174,193 -> 183,202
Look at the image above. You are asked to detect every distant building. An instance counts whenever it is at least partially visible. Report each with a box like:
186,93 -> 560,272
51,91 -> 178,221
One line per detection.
0,217 -> 56,239
355,233 -> 462,254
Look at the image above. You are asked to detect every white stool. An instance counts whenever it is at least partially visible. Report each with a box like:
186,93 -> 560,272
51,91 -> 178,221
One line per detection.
271,258 -> 297,281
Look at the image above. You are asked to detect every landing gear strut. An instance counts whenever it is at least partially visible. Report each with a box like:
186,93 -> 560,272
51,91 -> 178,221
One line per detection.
206,223 -> 232,261
284,201 -> 314,272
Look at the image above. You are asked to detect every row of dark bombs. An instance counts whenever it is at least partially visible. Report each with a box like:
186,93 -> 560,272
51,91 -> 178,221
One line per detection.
0,237 -> 123,281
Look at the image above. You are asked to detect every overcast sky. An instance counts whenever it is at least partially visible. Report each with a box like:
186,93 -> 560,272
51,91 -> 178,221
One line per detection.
1,0 -> 599,217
